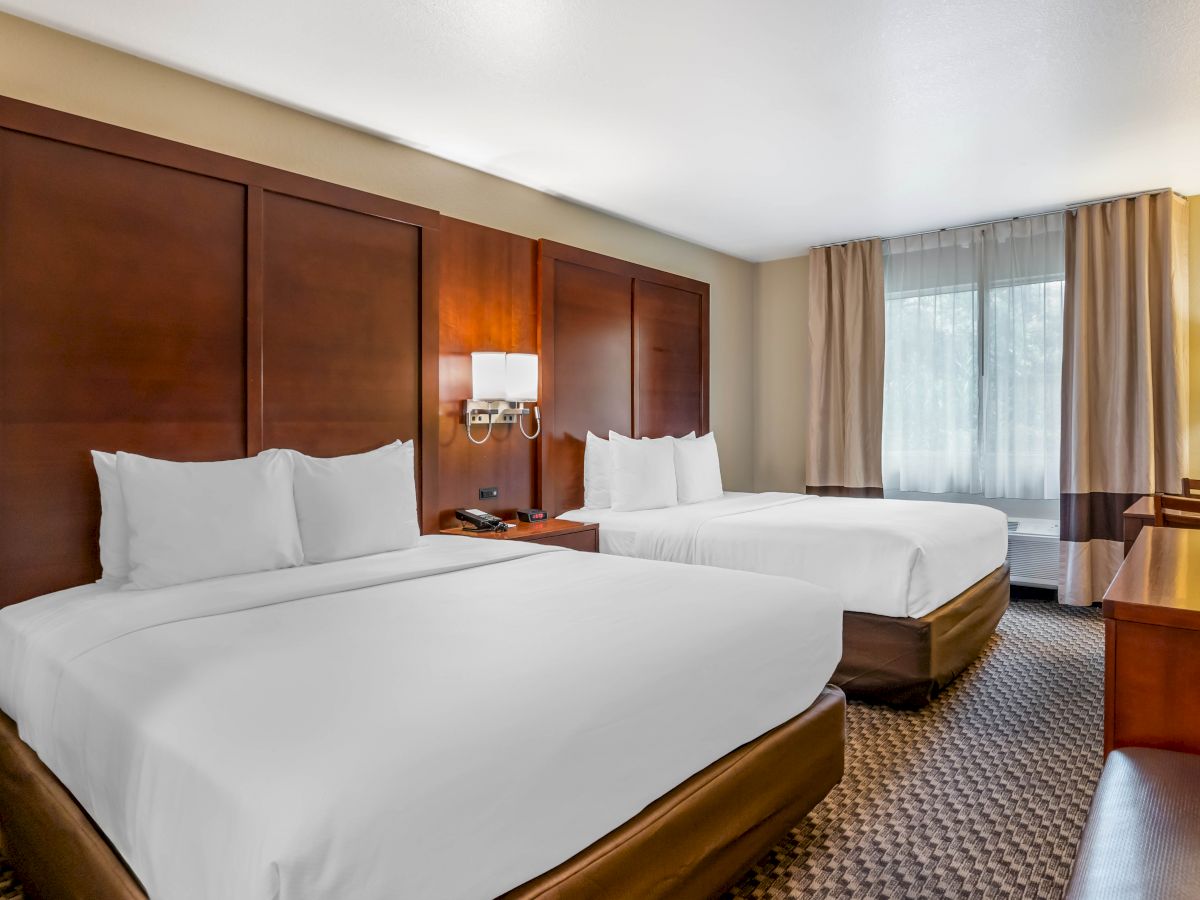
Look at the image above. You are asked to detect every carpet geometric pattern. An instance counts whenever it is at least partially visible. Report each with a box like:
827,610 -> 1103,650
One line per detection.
727,600 -> 1104,899
0,600 -> 1102,900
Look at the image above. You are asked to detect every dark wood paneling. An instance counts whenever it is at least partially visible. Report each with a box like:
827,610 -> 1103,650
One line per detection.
633,279 -> 707,438
0,96 -> 438,233
436,217 -> 537,528
541,258 -> 633,515
0,96 -> 441,604
0,129 -> 247,602
261,190 -> 421,455
538,241 -> 709,515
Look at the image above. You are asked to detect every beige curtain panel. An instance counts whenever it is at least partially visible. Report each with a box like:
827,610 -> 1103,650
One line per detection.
807,238 -> 885,497
1059,191 -> 1190,605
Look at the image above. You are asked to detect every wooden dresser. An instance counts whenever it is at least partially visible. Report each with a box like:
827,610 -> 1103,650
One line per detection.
1103,526 -> 1200,756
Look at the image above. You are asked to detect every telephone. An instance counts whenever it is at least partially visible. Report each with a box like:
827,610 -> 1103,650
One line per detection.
455,508 -> 510,532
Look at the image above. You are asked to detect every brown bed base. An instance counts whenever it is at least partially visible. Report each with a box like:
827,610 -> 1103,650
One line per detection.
0,687 -> 845,900
833,564 -> 1010,708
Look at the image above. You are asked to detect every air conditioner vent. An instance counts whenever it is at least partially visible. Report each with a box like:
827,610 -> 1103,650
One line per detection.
1006,517 -> 1059,591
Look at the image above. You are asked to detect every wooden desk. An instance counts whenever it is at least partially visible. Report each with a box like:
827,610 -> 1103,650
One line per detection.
1121,495 -> 1154,556
1103,526 -> 1200,756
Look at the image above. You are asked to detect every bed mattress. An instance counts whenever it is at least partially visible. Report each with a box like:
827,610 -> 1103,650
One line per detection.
0,535 -> 841,900
560,492 -> 1009,618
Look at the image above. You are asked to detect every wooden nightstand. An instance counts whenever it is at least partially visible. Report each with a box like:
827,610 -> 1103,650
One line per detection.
439,518 -> 599,552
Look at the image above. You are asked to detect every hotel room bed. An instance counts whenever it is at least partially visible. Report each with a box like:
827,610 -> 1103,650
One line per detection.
0,535 -> 845,900
560,491 -> 1011,707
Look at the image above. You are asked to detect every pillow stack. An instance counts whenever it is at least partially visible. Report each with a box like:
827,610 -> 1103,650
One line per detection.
583,431 -> 723,511
91,441 -> 419,591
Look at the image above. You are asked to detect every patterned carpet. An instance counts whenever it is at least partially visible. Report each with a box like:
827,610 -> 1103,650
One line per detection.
728,599 -> 1104,899
0,600 -> 1101,900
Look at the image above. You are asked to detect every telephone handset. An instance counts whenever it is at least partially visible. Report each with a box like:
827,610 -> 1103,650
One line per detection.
455,508 -> 510,533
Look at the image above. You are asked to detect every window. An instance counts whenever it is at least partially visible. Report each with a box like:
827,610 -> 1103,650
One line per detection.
881,214 -> 1064,500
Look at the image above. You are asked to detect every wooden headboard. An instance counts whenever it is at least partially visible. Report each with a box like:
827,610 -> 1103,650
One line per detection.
0,97 -> 440,607
538,241 -> 709,516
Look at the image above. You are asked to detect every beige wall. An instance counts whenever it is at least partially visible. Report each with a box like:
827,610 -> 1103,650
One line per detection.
752,256 -> 809,491
0,12 -> 758,488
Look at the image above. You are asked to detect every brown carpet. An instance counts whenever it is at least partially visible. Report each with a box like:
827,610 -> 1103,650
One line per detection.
728,599 -> 1103,899
0,600 -> 1101,900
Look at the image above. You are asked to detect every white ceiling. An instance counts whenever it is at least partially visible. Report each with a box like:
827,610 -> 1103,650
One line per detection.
6,0 -> 1200,260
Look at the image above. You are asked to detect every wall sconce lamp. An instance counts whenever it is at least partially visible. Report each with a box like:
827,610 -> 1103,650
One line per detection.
464,352 -> 541,445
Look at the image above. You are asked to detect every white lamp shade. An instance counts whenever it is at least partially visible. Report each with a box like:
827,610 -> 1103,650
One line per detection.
471,352 -> 507,400
505,353 -> 539,401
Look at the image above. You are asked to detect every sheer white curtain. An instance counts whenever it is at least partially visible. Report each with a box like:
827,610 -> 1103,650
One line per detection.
882,213 -> 1064,500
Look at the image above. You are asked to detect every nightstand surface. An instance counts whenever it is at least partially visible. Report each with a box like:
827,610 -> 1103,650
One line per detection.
439,518 -> 599,552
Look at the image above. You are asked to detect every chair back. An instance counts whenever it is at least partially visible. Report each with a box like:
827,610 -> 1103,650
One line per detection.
1182,478 -> 1200,497
1153,493 -> 1200,529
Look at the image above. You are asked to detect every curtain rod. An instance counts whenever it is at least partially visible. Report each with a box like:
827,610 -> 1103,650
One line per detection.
810,187 -> 1185,251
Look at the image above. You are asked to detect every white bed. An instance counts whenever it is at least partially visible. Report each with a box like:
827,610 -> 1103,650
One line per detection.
559,492 -> 1009,619
0,535 -> 841,900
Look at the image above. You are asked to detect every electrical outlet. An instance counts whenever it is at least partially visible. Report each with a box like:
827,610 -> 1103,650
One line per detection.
478,486 -> 499,500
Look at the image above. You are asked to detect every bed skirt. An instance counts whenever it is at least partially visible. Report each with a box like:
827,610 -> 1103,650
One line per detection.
833,564 -> 1010,708
0,687 -> 846,900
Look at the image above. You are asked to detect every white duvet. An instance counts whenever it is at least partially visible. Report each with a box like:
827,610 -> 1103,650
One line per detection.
560,492 -> 1009,618
0,536 -> 841,900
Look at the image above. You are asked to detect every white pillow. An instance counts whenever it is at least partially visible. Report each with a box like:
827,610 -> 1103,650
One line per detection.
609,432 -> 679,512
584,431 -> 694,509
91,450 -> 130,584
674,432 -> 724,504
118,450 -> 303,590
583,431 -> 614,509
291,440 -> 420,563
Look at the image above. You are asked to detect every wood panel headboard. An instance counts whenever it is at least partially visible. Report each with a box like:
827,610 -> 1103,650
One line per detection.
538,241 -> 709,516
0,96 -> 440,607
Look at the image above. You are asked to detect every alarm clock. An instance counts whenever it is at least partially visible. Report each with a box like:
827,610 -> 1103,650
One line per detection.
517,508 -> 547,522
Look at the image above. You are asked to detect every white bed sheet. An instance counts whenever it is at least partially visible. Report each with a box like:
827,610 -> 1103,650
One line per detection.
0,535 -> 841,900
560,492 -> 1009,618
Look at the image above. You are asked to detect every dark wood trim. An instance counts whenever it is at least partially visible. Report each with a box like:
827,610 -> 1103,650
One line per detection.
537,240 -> 709,295
699,291 -> 711,435
536,239 -> 557,514
631,277 -> 643,437
530,230 -> 543,513
0,96 -> 438,232
419,224 -> 442,535
245,185 -> 265,455
1104,618 -> 1116,755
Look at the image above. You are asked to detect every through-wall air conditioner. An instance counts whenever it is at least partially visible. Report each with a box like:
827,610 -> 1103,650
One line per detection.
1006,517 -> 1059,591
